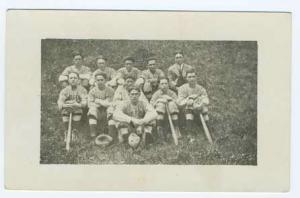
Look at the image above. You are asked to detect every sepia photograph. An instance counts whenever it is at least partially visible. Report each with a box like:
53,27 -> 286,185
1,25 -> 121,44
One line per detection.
5,10 -> 290,191
40,39 -> 257,165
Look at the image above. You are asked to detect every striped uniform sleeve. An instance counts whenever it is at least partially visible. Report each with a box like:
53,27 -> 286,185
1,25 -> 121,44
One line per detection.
177,85 -> 188,106
79,66 -> 92,80
106,87 -> 115,102
109,67 -> 117,80
59,67 -> 71,82
170,90 -> 178,100
198,86 -> 209,105
88,88 -> 96,108
79,87 -> 88,107
57,88 -> 67,110
143,101 -> 158,123
113,102 -> 132,124
149,91 -> 160,106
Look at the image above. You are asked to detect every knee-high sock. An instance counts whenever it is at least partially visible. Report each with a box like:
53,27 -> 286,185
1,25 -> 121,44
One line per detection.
72,121 -> 81,132
157,119 -> 166,141
157,119 -> 164,127
89,124 -> 98,137
63,122 -> 69,131
63,122 -> 69,140
186,120 -> 195,135
108,125 -> 117,142
172,119 -> 179,127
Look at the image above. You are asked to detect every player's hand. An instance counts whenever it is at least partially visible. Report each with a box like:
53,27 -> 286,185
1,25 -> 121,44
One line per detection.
163,95 -> 173,101
63,103 -> 74,112
95,99 -> 104,106
65,100 -> 75,104
187,99 -> 194,106
131,118 -> 140,126
73,102 -> 82,108
135,119 -> 145,126
117,78 -> 125,86
157,98 -> 167,104
189,94 -> 198,99
149,78 -> 157,83
63,103 -> 73,108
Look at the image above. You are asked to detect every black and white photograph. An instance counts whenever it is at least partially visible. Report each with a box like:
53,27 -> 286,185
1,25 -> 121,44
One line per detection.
40,39 -> 257,165
5,10 -> 291,192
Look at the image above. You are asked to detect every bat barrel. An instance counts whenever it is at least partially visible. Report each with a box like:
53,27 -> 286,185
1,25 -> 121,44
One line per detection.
66,112 -> 72,151
166,104 -> 178,145
200,113 -> 213,144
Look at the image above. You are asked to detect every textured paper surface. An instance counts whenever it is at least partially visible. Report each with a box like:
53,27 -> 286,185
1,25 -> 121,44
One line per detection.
5,10 -> 291,191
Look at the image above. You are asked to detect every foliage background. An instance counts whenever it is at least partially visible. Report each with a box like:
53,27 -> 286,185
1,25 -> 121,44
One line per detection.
41,39 -> 257,165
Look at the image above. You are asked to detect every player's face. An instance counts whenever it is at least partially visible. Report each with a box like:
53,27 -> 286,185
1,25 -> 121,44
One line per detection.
73,55 -> 83,66
125,78 -> 134,87
129,90 -> 140,104
159,79 -> 169,91
124,60 -> 133,70
175,53 -> 184,65
148,60 -> 156,71
68,73 -> 79,86
97,58 -> 106,69
95,75 -> 106,87
186,72 -> 196,85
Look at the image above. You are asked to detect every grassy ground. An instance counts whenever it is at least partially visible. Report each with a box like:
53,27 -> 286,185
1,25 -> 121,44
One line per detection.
40,40 -> 257,165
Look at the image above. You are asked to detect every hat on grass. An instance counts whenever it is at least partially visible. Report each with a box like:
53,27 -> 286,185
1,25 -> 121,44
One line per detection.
95,134 -> 113,146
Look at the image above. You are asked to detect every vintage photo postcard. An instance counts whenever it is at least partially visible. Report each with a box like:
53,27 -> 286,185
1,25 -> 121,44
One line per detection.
5,10 -> 291,191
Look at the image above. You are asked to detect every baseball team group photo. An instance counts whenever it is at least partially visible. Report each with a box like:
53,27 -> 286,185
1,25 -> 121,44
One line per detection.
40,39 -> 257,165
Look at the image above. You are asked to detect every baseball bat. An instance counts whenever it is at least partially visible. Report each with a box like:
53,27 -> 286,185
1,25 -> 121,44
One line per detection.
66,112 -> 72,151
199,113 -> 213,144
166,104 -> 178,145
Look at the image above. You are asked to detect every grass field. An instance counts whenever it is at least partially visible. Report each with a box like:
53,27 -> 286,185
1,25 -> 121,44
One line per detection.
40,39 -> 257,165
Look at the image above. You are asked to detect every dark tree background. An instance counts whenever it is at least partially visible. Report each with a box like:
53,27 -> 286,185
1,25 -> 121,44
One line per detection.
41,39 -> 257,165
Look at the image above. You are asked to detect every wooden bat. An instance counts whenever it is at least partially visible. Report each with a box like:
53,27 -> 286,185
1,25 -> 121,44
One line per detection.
199,113 -> 213,144
166,104 -> 178,145
66,112 -> 72,151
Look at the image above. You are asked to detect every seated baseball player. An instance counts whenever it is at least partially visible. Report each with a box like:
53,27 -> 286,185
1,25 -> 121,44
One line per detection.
167,50 -> 194,91
89,56 -> 117,89
113,56 -> 141,87
57,71 -> 88,142
177,68 -> 209,134
135,57 -> 165,100
58,51 -> 92,91
113,86 -> 158,148
113,74 -> 148,106
87,71 -> 116,142
150,77 -> 180,142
